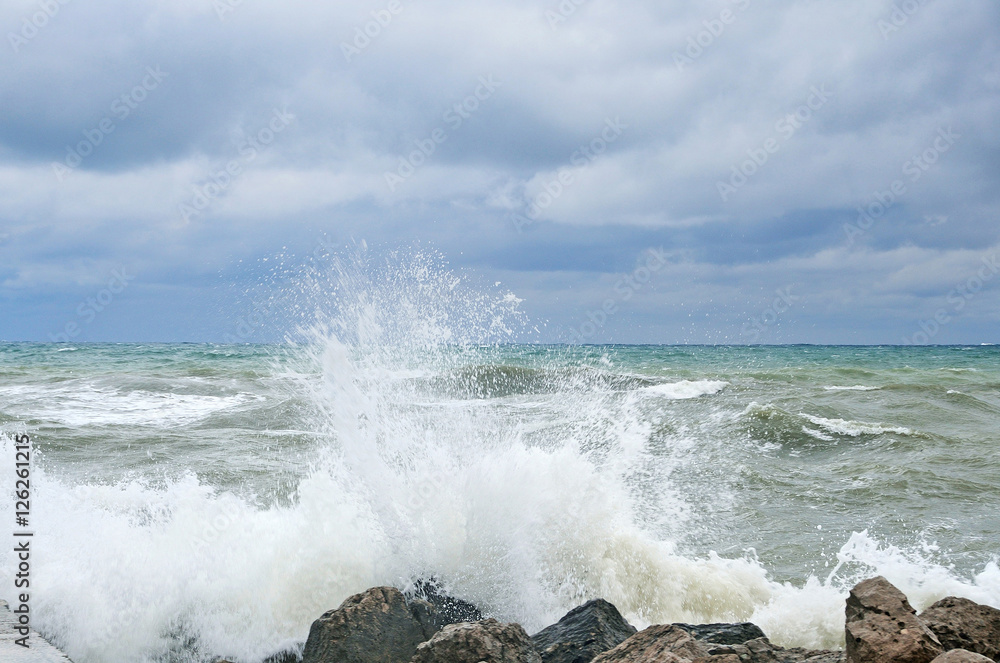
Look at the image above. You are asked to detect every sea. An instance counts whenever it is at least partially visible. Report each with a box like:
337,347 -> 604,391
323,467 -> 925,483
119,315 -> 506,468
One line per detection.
1,252 -> 998,663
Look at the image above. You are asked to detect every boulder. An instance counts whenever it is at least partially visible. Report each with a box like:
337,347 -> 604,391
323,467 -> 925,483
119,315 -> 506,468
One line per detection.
411,618 -> 542,663
672,622 -> 768,646
930,651 -> 995,663
591,624 -> 709,663
844,576 -> 944,663
301,586 -> 438,663
409,579 -> 484,626
216,648 -> 301,663
700,636 -> 844,663
919,597 -> 1000,661
531,599 -> 637,663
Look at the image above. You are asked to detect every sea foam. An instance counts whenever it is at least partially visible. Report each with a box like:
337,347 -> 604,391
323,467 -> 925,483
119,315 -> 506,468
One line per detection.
1,248 -> 998,663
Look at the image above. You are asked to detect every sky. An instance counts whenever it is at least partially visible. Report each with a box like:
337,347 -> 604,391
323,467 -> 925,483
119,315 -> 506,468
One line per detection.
0,0 -> 998,344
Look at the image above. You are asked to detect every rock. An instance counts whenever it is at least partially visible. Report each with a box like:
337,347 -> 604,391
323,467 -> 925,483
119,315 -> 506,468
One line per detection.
217,654 -> 303,663
263,650 -> 303,663
930,651 -> 995,663
591,624 -> 709,663
409,578 -> 484,626
673,622 -> 768,645
301,586 -> 439,663
844,576 -> 944,663
411,618 -> 542,663
919,597 -> 1000,661
531,599 -> 638,663
702,636 -> 844,663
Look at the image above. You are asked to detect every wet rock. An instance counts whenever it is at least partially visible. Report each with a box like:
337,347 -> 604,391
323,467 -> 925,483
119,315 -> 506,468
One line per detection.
930,650 -> 995,663
673,622 -> 768,646
409,578 -> 484,626
263,650 -> 303,663
591,624 -> 709,663
703,636 -> 844,663
531,599 -> 638,663
217,652 -> 301,663
301,586 -> 438,663
844,576 -> 944,663
411,618 -> 542,663
919,597 -> 1000,661
692,656 -> 742,663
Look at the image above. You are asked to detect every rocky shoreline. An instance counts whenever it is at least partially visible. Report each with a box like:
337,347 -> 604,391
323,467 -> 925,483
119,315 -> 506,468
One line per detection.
219,576 -> 999,663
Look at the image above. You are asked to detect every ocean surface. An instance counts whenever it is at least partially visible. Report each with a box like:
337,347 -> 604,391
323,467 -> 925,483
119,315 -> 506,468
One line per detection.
1,258 -> 998,663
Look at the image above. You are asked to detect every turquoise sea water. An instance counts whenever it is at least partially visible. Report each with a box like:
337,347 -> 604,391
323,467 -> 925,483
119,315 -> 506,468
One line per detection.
1,252 -> 998,662
1,342 -> 998,663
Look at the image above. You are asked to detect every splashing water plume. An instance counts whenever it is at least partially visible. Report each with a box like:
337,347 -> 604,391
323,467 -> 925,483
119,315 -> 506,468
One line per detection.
2,247 -> 999,663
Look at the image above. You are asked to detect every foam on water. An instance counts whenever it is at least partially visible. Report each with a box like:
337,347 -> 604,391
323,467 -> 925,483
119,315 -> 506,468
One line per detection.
822,385 -> 880,391
0,379 -> 261,428
642,380 -> 728,400
1,248 -> 998,662
800,413 -> 914,437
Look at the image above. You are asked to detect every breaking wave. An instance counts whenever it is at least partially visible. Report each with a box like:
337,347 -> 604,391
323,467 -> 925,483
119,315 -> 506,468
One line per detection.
1,247 -> 998,663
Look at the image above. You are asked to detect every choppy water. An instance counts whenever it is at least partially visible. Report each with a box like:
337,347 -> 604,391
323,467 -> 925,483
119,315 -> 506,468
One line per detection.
1,252 -> 998,663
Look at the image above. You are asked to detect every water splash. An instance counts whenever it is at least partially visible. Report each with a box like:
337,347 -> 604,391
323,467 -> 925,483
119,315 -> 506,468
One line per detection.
2,247 -> 999,662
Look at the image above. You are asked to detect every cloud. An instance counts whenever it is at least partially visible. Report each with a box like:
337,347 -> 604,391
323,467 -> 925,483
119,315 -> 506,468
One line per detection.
0,0 -> 998,342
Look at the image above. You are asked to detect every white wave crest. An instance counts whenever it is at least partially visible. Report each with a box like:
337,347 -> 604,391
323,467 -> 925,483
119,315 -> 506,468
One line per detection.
800,413 -> 913,437
822,385 -> 880,391
642,380 -> 728,400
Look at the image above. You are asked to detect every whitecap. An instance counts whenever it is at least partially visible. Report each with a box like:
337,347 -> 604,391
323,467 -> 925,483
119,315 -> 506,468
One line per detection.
822,385 -> 879,391
800,413 -> 913,437
642,380 -> 728,400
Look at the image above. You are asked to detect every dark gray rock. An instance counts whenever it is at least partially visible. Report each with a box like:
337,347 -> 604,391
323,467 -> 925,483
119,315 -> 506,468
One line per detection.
531,599 -> 637,663
217,648 -> 302,663
844,576 -> 944,663
673,622 -> 768,645
300,586 -> 438,663
919,597 -> 1000,661
408,579 -> 484,626
263,649 -> 303,663
412,618 -> 542,663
